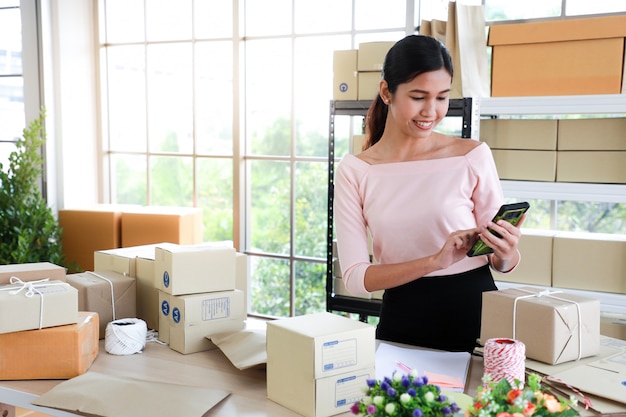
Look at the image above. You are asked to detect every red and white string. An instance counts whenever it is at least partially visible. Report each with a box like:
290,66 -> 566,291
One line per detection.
483,338 -> 526,388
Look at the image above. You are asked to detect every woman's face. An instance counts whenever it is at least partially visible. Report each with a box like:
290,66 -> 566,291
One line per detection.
387,69 -> 452,138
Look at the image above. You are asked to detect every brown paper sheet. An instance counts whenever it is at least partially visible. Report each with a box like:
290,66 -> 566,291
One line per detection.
32,371 -> 230,417
208,320 -> 267,370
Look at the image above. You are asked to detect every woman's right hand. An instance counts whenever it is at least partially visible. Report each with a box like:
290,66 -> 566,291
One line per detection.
434,228 -> 479,270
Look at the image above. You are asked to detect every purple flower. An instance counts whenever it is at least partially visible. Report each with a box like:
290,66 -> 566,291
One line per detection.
402,375 -> 411,387
350,402 -> 360,414
408,388 -> 417,397
387,387 -> 397,397
366,379 -> 377,388
380,381 -> 390,391
367,404 -> 377,415
412,376 -> 425,387
438,394 -> 447,402
451,402 -> 460,413
442,406 -> 452,416
422,375 -> 429,385
413,408 -> 424,417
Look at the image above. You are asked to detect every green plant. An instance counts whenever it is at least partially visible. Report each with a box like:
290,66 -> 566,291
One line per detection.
0,108 -> 66,266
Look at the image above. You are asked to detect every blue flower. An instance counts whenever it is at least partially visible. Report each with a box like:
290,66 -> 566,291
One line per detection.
413,408 -> 423,417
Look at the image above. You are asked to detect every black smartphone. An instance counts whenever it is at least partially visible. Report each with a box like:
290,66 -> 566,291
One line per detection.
466,202 -> 530,257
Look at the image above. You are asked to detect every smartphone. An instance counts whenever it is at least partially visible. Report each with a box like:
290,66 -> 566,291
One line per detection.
466,202 -> 530,257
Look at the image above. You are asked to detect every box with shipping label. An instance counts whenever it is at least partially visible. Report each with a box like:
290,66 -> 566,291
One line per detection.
168,289 -> 245,328
121,206 -> 203,247
488,15 -> 626,96
58,206 -> 125,271
333,49 -> 358,101
552,232 -> 626,294
158,290 -> 171,343
557,118 -> 626,151
556,151 -> 626,184
357,71 -> 381,101
0,311 -> 99,380
480,286 -> 600,365
235,252 -> 249,315
267,312 -> 376,416
492,149 -> 556,181
357,41 -> 395,72
495,229 -> 554,287
480,119 -> 557,150
67,271 -> 136,339
0,262 -> 66,285
0,280 -> 78,334
135,255 -> 158,330
154,242 -> 236,295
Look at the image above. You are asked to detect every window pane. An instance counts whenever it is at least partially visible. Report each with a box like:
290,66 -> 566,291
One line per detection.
0,7 -> 21,75
294,260 -> 326,315
195,41 -> 233,155
150,155 -> 193,206
294,0 -> 352,34
355,0 -> 407,31
484,0 -> 561,21
194,0 -> 233,39
249,256 -> 290,317
244,0 -> 292,37
246,39 -> 292,156
111,154 -> 147,205
294,35 -> 351,157
197,157 -> 233,241
146,0 -> 192,42
105,45 -> 147,152
249,160 -> 290,254
557,201 -> 626,234
147,43 -> 193,154
295,161 -> 328,258
354,32 -> 404,46
566,1 -> 626,15
104,0 -> 144,43
0,76 -> 23,143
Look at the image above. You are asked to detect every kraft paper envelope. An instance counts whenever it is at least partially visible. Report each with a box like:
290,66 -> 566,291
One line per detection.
32,371 -> 230,417
208,320 -> 267,370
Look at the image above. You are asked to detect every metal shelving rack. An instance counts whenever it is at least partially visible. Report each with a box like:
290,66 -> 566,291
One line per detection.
326,98 -> 475,320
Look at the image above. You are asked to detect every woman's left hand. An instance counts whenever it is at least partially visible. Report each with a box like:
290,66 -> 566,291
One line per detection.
478,214 -> 526,272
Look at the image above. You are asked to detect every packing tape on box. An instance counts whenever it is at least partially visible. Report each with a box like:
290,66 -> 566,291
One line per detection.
483,338 -> 525,388
105,318 -> 148,355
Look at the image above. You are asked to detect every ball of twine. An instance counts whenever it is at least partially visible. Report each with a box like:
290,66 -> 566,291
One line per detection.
483,338 -> 526,388
105,318 -> 148,355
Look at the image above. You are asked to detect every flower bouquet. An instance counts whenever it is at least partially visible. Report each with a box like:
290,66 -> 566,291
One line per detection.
466,373 -> 580,417
350,370 -> 462,417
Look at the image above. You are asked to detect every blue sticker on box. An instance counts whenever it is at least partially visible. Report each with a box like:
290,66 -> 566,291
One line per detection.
339,82 -> 348,93
172,307 -> 181,324
161,300 -> 170,316
163,271 -> 170,288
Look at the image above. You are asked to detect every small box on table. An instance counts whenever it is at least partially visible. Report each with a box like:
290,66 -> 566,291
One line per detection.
480,286 -> 600,365
67,271 -> 136,339
0,262 -> 66,285
267,312 -> 376,417
0,311 -> 99,380
0,279 -> 78,334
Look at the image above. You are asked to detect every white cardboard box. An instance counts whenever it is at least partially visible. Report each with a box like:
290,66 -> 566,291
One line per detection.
154,242 -> 236,295
267,312 -> 376,417
169,319 -> 244,355
168,289 -> 245,327
158,290 -> 171,343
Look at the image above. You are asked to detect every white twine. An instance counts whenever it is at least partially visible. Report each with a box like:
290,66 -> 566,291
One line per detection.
483,338 -> 526,388
105,318 -> 148,355
512,288 -> 583,361
86,271 -> 116,321
0,277 -> 69,329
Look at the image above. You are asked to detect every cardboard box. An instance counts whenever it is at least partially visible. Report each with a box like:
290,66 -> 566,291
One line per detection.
58,206 -> 123,271
552,232 -> 626,294
136,255 -> 158,330
480,287 -> 600,365
495,229 -> 554,287
480,119 -> 557,150
357,71 -> 381,101
357,41 -> 394,72
235,252 -> 249,315
267,312 -> 376,417
0,280 -> 78,334
352,134 -> 366,155
67,271 -> 137,339
158,290 -> 171,343
0,262 -> 66,285
93,244 -> 159,277
154,242 -> 236,295
121,206 -> 203,247
488,15 -> 626,96
0,312 -> 99,380
333,50 -> 358,101
557,118 -> 626,151
600,314 -> 626,341
168,321 -> 231,355
168,289 -> 245,327
492,149 -> 556,181
556,151 -> 626,184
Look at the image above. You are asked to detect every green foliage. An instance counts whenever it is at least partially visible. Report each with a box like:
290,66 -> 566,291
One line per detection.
0,109 -> 66,266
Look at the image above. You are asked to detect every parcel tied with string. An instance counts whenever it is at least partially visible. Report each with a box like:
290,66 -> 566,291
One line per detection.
0,278 -> 78,333
479,287 -> 600,365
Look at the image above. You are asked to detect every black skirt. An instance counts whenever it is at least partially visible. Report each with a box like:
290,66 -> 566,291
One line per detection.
376,264 -> 497,353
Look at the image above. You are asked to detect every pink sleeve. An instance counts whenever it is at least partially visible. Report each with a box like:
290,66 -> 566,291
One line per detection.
469,143 -> 505,227
333,158 -> 371,295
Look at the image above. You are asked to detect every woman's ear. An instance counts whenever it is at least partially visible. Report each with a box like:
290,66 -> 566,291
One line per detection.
379,79 -> 391,104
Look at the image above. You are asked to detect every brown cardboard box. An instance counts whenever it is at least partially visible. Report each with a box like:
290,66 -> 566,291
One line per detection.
556,151 -> 626,184
557,118 -> 626,151
492,149 -> 556,181
480,119 -> 557,150
488,15 -> 626,96
58,206 -> 124,271
600,314 -> 626,341
552,232 -> 626,294
0,312 -> 98,380
495,229 -> 554,287
0,262 -> 66,285
121,206 -> 203,247
333,50 -> 358,101
67,271 -> 136,339
480,287 -> 600,365
0,280 -> 78,334
357,71 -> 381,101
158,290 -> 171,344
357,41 -> 394,72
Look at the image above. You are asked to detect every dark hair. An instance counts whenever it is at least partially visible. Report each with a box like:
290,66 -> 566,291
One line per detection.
363,35 -> 453,149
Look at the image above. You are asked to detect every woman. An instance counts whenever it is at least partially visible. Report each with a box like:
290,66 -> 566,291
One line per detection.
334,35 -> 524,352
